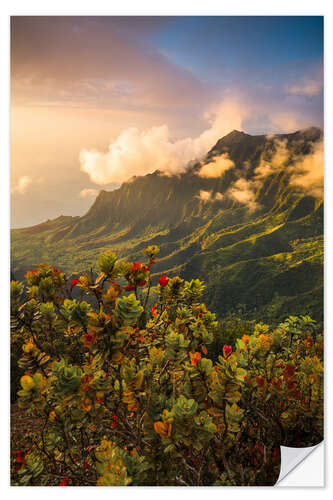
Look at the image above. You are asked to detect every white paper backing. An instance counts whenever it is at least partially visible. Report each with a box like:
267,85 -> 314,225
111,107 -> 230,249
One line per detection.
277,441 -> 324,486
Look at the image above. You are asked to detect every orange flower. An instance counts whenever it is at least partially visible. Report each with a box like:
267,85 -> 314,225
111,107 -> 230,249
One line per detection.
241,334 -> 250,345
128,401 -> 139,412
151,304 -> 158,318
81,374 -> 91,392
80,397 -> 92,412
189,352 -> 202,366
49,411 -> 56,421
257,334 -> 271,349
201,345 -> 208,355
154,420 -> 172,438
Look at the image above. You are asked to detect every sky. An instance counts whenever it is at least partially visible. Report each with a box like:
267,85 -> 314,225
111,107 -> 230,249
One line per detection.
11,16 -> 323,228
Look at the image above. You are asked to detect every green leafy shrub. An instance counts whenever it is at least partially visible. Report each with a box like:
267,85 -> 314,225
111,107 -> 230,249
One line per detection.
10,247 -> 323,486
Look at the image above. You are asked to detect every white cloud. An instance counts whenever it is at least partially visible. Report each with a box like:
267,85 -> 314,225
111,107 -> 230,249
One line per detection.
254,139 -> 289,179
228,178 -> 259,212
286,78 -> 323,97
290,140 -> 323,198
11,176 -> 32,194
196,190 -> 224,202
80,188 -> 99,198
198,153 -> 234,178
79,100 -> 246,185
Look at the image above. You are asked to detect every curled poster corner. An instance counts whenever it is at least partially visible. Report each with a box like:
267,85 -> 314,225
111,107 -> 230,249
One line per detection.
277,442 -> 324,486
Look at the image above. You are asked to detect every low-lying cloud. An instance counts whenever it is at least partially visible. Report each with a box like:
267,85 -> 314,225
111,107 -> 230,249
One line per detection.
228,178 -> 259,212
80,100 -> 246,185
197,135 -> 323,213
198,153 -> 234,178
80,188 -> 99,198
254,139 -> 290,179
255,136 -> 323,199
289,140 -> 323,198
196,190 -> 224,202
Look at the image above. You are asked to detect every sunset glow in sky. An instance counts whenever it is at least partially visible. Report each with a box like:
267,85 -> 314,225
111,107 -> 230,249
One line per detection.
11,16 -> 323,227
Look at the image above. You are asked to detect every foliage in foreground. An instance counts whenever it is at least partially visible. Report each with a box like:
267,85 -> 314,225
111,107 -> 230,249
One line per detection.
10,246 -> 323,486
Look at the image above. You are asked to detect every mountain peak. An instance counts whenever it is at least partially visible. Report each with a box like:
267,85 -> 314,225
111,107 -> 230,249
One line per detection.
226,129 -> 248,137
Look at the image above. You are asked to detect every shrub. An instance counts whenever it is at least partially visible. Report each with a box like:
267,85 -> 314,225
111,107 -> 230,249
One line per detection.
10,248 -> 323,486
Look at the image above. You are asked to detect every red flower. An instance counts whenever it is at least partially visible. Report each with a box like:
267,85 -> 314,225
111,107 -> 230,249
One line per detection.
139,335 -> 146,342
308,337 -> 313,347
111,415 -> 119,428
284,365 -> 296,378
151,332 -> 156,340
124,284 -> 134,292
59,477 -> 69,486
158,275 -> 169,287
223,345 -> 232,357
131,262 -> 142,272
201,345 -> 208,355
256,376 -> 265,388
71,278 -> 79,287
14,450 -> 24,464
151,304 -> 158,318
83,332 -> 97,347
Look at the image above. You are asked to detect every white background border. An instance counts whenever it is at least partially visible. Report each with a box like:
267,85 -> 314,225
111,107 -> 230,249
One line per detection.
1,0 -> 331,496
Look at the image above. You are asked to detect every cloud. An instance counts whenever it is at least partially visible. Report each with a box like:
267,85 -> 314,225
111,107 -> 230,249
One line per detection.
254,139 -> 290,179
198,153 -> 234,178
289,140 -> 323,198
228,178 -> 259,212
286,78 -> 323,97
11,17 -> 212,114
254,136 -> 323,199
80,100 -> 246,185
197,190 -> 213,202
11,175 -> 32,194
80,188 -> 99,198
196,190 -> 224,202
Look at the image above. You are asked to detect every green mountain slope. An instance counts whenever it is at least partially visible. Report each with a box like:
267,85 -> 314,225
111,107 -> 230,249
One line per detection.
11,127 -> 323,324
